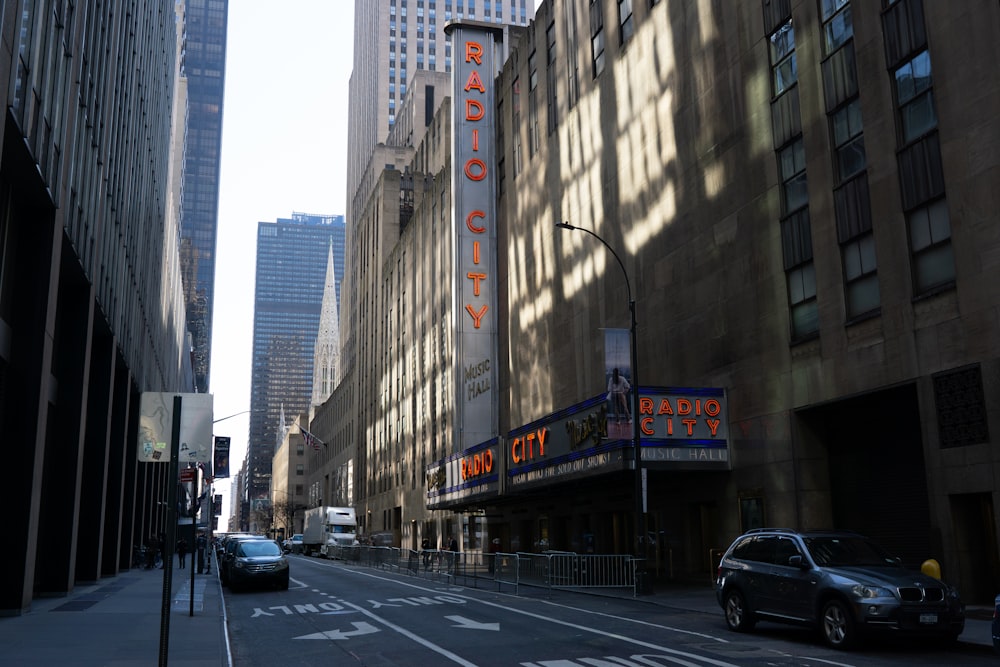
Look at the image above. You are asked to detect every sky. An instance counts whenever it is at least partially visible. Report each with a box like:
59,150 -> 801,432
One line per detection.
207,0 -> 545,530
208,1 -> 355,529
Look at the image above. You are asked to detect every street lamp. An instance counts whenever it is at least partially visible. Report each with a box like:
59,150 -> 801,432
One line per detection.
556,222 -> 645,581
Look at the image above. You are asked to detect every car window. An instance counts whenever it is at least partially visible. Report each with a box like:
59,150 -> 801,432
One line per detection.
773,537 -> 802,566
729,535 -> 756,560
238,541 -> 282,557
804,535 -> 896,567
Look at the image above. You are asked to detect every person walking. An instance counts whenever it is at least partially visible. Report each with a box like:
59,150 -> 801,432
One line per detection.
421,537 -> 431,570
145,534 -> 158,570
447,535 -> 459,574
488,538 -> 501,575
196,533 -> 207,573
176,537 -> 188,569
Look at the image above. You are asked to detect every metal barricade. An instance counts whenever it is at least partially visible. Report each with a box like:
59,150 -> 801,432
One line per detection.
313,545 -> 641,597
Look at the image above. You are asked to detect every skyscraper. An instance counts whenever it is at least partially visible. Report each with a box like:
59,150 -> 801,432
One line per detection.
347,0 -> 531,216
180,0 -> 229,393
245,213 -> 346,515
0,0 -> 192,612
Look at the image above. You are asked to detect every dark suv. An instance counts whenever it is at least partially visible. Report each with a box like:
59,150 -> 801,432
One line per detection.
715,528 -> 964,649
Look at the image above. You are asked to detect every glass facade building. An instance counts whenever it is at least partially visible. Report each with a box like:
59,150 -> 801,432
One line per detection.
246,214 -> 347,506
180,0 -> 230,393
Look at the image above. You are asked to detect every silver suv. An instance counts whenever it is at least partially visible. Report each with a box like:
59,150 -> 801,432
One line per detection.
715,528 -> 964,649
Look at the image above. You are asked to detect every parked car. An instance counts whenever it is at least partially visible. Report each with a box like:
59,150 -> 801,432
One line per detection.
993,593 -> 1000,654
715,528 -> 965,649
227,539 -> 289,592
219,535 -> 269,586
283,534 -> 304,553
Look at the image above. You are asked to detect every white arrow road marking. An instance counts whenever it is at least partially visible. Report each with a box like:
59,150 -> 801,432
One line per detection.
445,615 -> 500,631
294,621 -> 380,640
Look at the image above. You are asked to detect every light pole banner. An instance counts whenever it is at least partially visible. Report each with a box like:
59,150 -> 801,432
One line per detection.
604,328 -> 633,439
137,392 -> 214,462
213,436 -> 231,478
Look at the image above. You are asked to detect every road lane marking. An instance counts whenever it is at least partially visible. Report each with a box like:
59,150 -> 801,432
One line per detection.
446,615 -> 500,631
289,561 -> 751,667
294,621 -> 380,640
332,597 -> 479,666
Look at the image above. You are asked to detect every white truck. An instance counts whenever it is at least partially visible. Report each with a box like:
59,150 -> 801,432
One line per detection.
302,506 -> 358,557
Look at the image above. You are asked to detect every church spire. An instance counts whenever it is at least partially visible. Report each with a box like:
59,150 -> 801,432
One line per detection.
312,238 -> 341,406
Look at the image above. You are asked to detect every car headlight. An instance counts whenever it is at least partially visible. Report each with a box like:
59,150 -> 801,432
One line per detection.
851,584 -> 895,599
234,559 -> 246,569
276,558 -> 289,570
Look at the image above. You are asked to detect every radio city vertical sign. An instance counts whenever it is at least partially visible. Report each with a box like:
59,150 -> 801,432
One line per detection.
448,21 -> 504,450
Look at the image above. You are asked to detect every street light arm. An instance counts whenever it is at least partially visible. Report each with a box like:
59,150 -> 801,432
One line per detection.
556,222 -> 632,304
213,409 -> 250,424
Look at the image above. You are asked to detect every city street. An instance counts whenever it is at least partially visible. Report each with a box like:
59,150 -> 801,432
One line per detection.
223,555 -> 995,667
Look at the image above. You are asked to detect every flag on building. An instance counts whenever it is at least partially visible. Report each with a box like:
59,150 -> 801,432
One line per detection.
302,428 -> 325,451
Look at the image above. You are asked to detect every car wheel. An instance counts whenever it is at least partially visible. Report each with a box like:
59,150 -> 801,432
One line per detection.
723,589 -> 755,632
280,577 -> 289,591
820,599 -> 856,650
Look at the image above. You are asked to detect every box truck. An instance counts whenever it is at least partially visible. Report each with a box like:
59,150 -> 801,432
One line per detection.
302,506 -> 357,557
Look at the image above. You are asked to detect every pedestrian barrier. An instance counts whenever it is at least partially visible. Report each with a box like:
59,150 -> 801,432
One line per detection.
321,545 -> 640,596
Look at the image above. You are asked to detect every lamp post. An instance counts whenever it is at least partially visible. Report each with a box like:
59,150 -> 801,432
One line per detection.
556,222 -> 645,581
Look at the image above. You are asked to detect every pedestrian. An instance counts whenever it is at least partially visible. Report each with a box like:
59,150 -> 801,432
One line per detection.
421,537 -> 431,570
145,534 -> 158,570
488,537 -> 501,574
196,532 -> 207,573
176,537 -> 188,569
158,532 -> 166,568
447,535 -> 459,573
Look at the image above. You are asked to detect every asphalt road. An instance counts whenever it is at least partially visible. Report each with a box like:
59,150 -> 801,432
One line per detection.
223,555 -> 996,666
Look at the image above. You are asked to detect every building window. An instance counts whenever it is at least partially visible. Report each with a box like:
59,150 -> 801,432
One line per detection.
296,443 -> 305,455
769,19 -> 796,96
831,99 -> 865,182
512,77 -> 522,177
618,0 -> 634,45
781,208 -> 818,340
842,232 -> 879,319
778,137 -> 808,215
894,50 -> 936,143
788,263 -> 818,339
820,0 -> 852,53
546,21 -> 558,134
296,464 -> 304,476
590,0 -> 606,77
907,198 -> 955,294
528,50 -> 539,156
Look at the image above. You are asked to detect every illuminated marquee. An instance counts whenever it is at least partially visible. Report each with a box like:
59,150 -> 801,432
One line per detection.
449,22 -> 502,450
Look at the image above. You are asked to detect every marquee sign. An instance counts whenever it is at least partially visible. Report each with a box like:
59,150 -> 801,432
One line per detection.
426,438 -> 501,509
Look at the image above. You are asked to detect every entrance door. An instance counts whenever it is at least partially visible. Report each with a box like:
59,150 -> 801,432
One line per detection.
950,493 -> 1000,604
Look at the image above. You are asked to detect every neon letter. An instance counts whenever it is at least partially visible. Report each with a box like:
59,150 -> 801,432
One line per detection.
466,210 -> 486,233
465,41 -> 483,65
465,304 -> 488,328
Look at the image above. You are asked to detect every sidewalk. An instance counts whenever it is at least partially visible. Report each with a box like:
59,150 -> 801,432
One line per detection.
0,564 -> 229,667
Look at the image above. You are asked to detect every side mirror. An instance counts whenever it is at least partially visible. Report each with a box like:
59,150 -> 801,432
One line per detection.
788,554 -> 809,569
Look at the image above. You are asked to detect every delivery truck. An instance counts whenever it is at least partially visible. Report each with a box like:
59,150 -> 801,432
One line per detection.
302,506 -> 358,557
